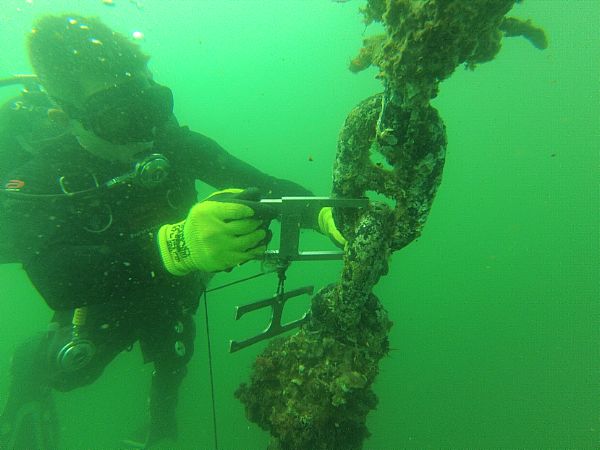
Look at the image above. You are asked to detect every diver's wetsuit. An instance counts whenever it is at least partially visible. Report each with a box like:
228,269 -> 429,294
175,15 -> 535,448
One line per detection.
0,94 -> 312,448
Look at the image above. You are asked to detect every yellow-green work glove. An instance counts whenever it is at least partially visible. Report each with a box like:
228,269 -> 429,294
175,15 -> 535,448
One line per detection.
318,206 -> 347,249
158,188 -> 274,276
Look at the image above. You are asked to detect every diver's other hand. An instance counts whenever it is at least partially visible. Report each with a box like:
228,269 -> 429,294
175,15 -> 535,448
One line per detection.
318,207 -> 347,249
158,188 -> 276,275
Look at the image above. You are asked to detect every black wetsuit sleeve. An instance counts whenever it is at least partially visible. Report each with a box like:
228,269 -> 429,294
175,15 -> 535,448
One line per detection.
0,196 -> 40,264
22,229 -> 191,311
0,99 -> 39,263
178,128 -> 314,198
0,155 -> 59,265
0,155 -> 187,310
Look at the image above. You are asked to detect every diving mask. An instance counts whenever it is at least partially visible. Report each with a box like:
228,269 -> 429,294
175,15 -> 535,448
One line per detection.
61,78 -> 174,144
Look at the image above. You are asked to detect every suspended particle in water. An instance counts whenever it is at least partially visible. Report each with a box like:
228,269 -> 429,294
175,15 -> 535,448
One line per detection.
132,30 -> 144,40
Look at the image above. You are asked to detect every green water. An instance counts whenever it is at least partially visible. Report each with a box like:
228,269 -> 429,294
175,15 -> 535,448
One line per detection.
0,1 -> 598,449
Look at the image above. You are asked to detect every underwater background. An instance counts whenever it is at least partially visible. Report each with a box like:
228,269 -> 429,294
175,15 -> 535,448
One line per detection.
0,0 -> 598,449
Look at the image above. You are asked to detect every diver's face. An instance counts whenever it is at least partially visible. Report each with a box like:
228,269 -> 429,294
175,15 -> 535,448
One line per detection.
50,71 -> 173,161
69,120 -> 153,164
69,73 -> 152,163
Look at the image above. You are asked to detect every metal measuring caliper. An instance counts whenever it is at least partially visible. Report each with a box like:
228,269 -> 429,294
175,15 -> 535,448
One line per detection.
229,196 -> 368,353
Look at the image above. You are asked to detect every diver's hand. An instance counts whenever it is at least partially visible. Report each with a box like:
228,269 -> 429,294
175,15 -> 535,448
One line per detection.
318,206 -> 347,249
158,188 -> 276,275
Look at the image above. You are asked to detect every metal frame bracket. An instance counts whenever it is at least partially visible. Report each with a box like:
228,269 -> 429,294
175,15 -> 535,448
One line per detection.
229,285 -> 314,353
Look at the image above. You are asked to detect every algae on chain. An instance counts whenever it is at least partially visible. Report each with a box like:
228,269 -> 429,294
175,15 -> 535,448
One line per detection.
353,1 -> 548,80
237,2 -> 546,449
500,17 -> 548,49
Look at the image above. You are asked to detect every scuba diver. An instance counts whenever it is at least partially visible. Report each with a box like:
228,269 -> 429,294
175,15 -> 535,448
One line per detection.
0,14 -> 344,449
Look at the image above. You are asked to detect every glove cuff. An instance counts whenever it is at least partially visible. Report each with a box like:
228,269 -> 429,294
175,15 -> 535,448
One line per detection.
318,207 -> 347,248
317,207 -> 333,235
157,221 -> 190,276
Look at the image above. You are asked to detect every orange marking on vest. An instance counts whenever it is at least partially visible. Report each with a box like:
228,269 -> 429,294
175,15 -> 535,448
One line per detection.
5,180 -> 25,190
